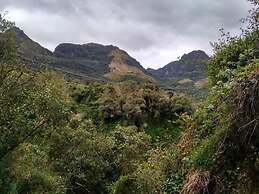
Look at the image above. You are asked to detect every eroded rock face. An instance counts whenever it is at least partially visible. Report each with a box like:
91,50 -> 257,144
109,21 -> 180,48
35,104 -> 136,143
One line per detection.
104,49 -> 153,81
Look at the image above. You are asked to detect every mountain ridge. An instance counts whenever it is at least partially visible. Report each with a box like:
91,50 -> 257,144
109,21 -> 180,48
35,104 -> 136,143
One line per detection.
11,27 -> 209,86
11,27 -> 152,82
147,50 -> 209,80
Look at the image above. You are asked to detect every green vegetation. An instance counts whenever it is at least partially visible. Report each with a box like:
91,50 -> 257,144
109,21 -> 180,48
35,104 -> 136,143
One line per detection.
0,18 -> 191,193
0,1 -> 258,193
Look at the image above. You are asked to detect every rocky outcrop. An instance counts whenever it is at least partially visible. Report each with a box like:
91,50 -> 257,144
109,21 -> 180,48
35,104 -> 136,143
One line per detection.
147,50 -> 209,80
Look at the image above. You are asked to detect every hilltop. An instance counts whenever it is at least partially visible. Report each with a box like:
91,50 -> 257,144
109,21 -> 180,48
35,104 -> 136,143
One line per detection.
147,50 -> 209,80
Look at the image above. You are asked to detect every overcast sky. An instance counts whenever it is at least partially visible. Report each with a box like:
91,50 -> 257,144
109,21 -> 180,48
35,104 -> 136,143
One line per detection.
2,0 -> 252,69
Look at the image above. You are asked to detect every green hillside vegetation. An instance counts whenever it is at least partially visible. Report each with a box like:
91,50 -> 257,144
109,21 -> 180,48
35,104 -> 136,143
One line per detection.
0,1 -> 258,193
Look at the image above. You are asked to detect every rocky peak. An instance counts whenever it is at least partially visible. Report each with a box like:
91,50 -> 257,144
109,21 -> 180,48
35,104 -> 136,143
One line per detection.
180,50 -> 209,62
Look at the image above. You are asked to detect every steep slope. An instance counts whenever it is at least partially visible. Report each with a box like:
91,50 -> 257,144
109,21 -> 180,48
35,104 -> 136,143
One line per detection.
147,50 -> 209,80
104,49 -> 153,81
11,27 -> 151,82
12,27 -> 53,69
13,27 -> 52,57
53,42 -> 152,81
147,50 -> 210,95
51,43 -> 116,81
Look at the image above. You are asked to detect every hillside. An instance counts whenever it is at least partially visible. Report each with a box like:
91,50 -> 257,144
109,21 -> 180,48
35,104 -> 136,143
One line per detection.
12,27 -> 152,82
147,50 -> 210,95
12,27 -> 209,91
12,27 -> 210,88
147,50 -> 209,80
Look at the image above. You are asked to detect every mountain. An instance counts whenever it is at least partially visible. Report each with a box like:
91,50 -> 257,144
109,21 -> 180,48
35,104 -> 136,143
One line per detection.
147,50 -> 209,80
147,50 -> 210,95
12,27 -> 152,82
11,27 -> 209,93
12,27 -> 53,68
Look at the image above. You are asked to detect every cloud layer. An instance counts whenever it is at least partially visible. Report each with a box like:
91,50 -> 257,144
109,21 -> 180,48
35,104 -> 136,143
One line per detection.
2,0 -> 251,68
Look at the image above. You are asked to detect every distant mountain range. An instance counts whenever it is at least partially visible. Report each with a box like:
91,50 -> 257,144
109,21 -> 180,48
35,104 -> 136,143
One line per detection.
12,27 -> 152,82
11,27 -> 209,91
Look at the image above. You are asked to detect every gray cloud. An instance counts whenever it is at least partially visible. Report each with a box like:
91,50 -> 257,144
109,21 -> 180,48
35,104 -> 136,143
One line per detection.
1,0 -> 252,68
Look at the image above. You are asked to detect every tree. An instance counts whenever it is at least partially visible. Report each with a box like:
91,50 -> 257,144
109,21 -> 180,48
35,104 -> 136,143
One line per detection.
0,13 -> 17,65
0,12 -> 14,32
208,0 -> 259,85
246,0 -> 259,33
0,71 -> 69,160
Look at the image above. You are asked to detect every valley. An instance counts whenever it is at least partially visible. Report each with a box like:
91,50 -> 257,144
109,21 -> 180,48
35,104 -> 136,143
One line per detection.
0,1 -> 258,193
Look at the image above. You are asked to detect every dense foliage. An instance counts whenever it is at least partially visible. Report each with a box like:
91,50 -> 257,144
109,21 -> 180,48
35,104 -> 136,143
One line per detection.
0,1 -> 258,193
0,18 -> 192,193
